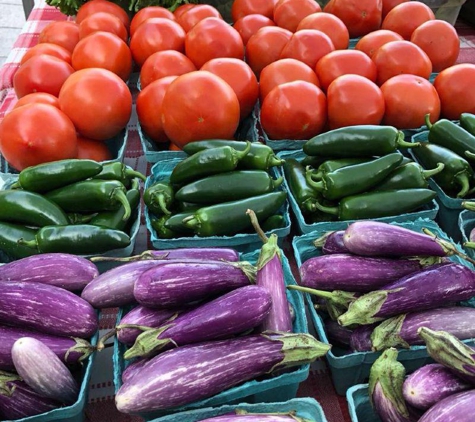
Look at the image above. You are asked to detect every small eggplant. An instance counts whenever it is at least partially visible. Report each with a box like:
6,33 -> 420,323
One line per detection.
418,389 -> 475,422
350,324 -> 377,352
324,320 -> 352,348
313,230 -> 349,254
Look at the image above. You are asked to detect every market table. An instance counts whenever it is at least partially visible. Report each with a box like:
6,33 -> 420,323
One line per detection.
0,3 -> 474,421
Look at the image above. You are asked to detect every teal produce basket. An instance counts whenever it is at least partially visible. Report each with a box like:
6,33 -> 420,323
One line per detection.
144,158 -> 291,253
277,149 -> 439,234
292,218 -> 475,395
458,209 -> 475,259
113,249 -> 310,421
347,384 -> 380,422
148,398 -> 328,422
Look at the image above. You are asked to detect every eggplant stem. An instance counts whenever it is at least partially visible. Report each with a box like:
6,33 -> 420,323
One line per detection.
288,285 -> 334,299
422,162 -> 445,179
246,209 -> 268,243
423,228 -> 475,266
89,251 -> 169,262
97,329 -> 117,351
313,231 -> 335,248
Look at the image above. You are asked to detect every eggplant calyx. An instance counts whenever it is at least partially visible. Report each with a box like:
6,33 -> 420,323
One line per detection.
313,231 -> 336,248
0,370 -> 20,397
97,329 -> 118,351
232,260 -> 257,283
288,285 -> 356,310
124,325 -> 175,360
370,314 -> 410,352
66,337 -> 97,362
422,228 -> 475,266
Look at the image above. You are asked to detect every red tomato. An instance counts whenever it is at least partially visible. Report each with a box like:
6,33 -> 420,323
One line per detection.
38,21 -> 80,54
382,0 -> 408,18
434,64 -> 475,120
259,58 -> 319,102
58,68 -> 132,141
20,43 -> 71,66
185,18 -> 244,69
72,31 -> 132,82
372,40 -> 432,86
280,29 -> 335,69
12,93 -> 60,110
140,50 -> 196,89
176,4 -> 222,32
201,58 -> 259,120
0,104 -> 77,171
273,0 -> 322,32
78,12 -> 128,42
245,26 -> 292,77
355,29 -> 403,58
233,14 -> 276,46
136,76 -> 177,143
296,12 -> 350,50
130,18 -> 186,67
315,49 -> 377,92
169,142 -> 182,151
410,20 -> 460,73
381,74 -> 440,129
76,0 -> 131,31
381,2 -> 435,40
161,71 -> 240,148
231,0 -> 276,21
328,0 -> 382,38
130,6 -> 175,37
173,3 -> 196,20
77,136 -> 112,161
260,81 -> 327,139
327,74 -> 385,129
13,55 -> 74,99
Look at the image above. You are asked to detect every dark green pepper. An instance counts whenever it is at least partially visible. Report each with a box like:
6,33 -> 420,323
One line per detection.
93,162 -> 146,186
175,170 -> 283,204
18,224 -> 131,255
45,179 -> 131,219
164,210 -> 197,234
306,153 -> 403,201
171,142 -> 252,186
182,140 -> 284,170
11,159 -> 103,192
67,213 -> 97,225
0,222 -> 39,259
460,113 -> 475,136
0,190 -> 69,227
303,125 -> 418,158
144,182 -> 174,216
283,158 -> 320,214
315,189 -> 437,220
309,158 -> 372,180
90,189 -> 140,230
261,214 -> 286,231
183,191 -> 287,237
300,155 -> 330,168
150,215 -> 177,239
412,143 -> 473,198
374,162 -> 445,191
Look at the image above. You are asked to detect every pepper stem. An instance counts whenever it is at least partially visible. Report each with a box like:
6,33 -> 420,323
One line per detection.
396,131 -> 420,149
315,202 -> 339,216
246,209 -> 268,243
9,181 -> 20,189
465,151 -> 475,161
272,176 -> 284,188
462,201 -> 475,211
313,231 -> 335,248
305,166 -> 324,191
302,199 -> 317,213
424,113 -> 433,129
113,189 -> 132,220
268,155 -> 285,168
183,215 -> 199,231
157,194 -> 172,216
456,173 -> 471,198
235,141 -> 252,160
16,238 -> 38,249
125,168 -> 146,182
422,162 -> 445,179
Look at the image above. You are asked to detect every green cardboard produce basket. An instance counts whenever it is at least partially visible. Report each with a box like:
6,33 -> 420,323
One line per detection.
458,209 -> 475,259
347,384 -> 380,422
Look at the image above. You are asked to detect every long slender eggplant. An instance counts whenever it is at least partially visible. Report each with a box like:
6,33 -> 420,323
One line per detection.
418,389 -> 475,422
12,337 -> 79,405
338,263 -> 475,326
134,260 -> 256,308
124,286 -> 272,359
299,254 -> 423,292
313,230 -> 349,254
199,414 -> 313,421
0,281 -> 98,338
403,364 -> 471,410
370,307 -> 475,351
0,325 -> 95,371
115,332 -> 330,413
122,358 -> 149,384
325,320 -> 352,348
350,324 -> 377,352
0,253 -> 99,291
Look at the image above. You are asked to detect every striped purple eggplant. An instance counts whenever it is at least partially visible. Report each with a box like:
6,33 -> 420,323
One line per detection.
0,370 -> 60,419
313,230 -> 349,254
0,253 -> 99,291
134,261 -> 256,308
0,325 -> 94,371
418,389 -> 475,422
349,324 -> 375,352
12,337 -> 79,405
199,415 -> 313,421
115,333 -> 330,413
299,254 -> 422,292
370,306 -> 475,351
122,358 -> 149,384
325,319 -> 352,348
124,285 -> 273,359
338,263 -> 475,326
0,281 -> 98,338
418,327 -> 475,385
403,364 -> 471,410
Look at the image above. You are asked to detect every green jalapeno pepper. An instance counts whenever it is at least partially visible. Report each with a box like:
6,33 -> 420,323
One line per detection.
283,158 -> 320,214
175,170 -> 283,204
164,210 -> 198,234
303,125 -> 418,158
18,224 -> 131,255
144,182 -> 174,216
93,162 -> 146,186
374,162 -> 445,191
306,153 -> 403,201
183,191 -> 287,237
183,140 -> 284,170
12,159 -> 103,192
412,143 -> 473,198
309,158 -> 372,180
261,214 -> 286,231
150,215 -> 177,239
45,179 -> 131,219
315,189 -> 437,221
90,189 -> 140,230
67,213 -> 97,225
460,113 -> 475,136
300,155 -> 330,168
0,222 -> 39,259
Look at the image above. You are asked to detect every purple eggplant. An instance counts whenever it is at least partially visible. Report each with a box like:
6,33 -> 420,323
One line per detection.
313,230 -> 349,254
299,254 -> 423,292
12,337 -> 79,405
325,319 -> 352,348
403,364 -> 471,410
0,253 -> 99,291
124,285 -> 273,359
0,325 -> 95,371
418,327 -> 475,385
0,370 -> 60,419
370,306 -> 475,351
350,324 -> 375,352
134,261 -> 256,308
122,358 -> 149,384
0,281 -> 98,338
115,332 -> 330,413
338,263 -> 475,326
199,415 -> 313,421
418,389 -> 475,422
